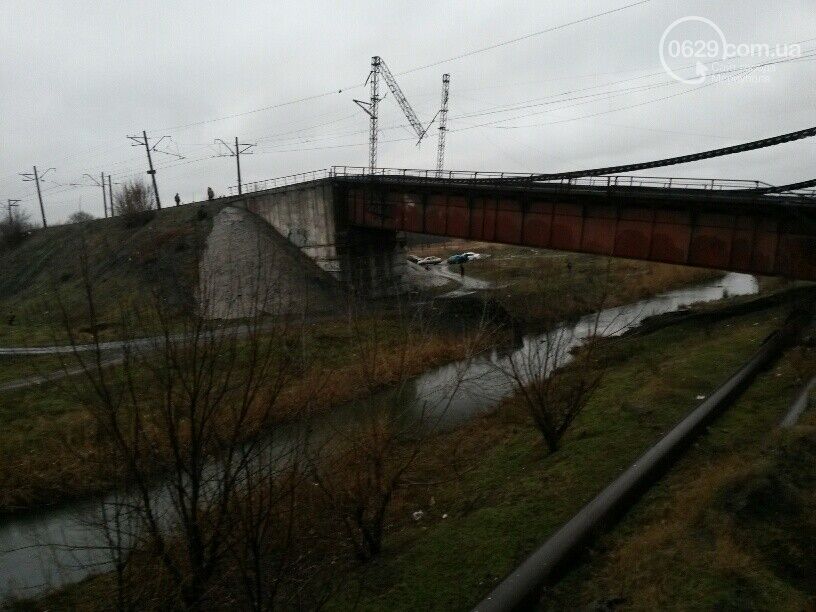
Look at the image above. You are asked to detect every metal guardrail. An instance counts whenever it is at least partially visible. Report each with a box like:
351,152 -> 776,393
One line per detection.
330,166 -> 772,191
229,166 -> 816,202
228,169 -> 331,195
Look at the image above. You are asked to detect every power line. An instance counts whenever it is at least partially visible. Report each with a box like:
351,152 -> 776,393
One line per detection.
82,173 -> 110,218
396,0 -> 653,77
152,1 -> 652,133
230,42 -> 816,152
126,131 -> 184,208
6,199 -> 20,224
443,59 -> 813,138
215,137 -> 256,194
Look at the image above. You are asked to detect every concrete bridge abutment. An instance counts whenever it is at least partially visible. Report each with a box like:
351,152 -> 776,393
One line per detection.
239,181 -> 407,299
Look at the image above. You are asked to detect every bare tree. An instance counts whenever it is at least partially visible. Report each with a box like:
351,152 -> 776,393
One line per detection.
113,179 -> 156,217
47,222 -> 479,606
491,268 -> 624,454
498,322 -> 606,454
55,234 -> 336,610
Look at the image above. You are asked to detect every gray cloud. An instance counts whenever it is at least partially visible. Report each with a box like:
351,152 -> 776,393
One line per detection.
2,0 -> 815,222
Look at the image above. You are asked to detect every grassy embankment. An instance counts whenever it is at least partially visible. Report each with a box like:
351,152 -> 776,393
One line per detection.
313,305 -> 811,611
544,348 -> 816,609
0,202 -> 226,347
28,298 -> 810,611
412,241 -> 724,323
0,354 -> 77,385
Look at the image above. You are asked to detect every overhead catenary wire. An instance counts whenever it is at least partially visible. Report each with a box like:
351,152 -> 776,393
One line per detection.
8,15 -> 816,215
452,51 -> 816,133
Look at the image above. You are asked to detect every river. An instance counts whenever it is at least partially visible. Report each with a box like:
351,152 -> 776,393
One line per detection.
0,272 -> 759,602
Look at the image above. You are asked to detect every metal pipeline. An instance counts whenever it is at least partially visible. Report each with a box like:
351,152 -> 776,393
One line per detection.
474,316 -> 805,612
779,375 -> 816,428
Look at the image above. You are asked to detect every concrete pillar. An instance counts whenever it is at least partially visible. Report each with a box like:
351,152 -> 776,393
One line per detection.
339,227 -> 406,298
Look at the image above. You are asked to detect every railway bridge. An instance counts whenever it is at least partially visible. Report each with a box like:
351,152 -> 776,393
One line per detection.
233,167 -> 816,296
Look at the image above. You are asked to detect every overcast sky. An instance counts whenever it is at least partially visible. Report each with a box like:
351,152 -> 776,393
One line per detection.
2,1 -> 816,223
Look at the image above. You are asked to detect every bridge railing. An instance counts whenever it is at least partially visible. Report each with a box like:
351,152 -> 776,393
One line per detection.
328,166 -> 772,191
228,169 -> 331,195
228,166 -> 814,201
329,166 -> 546,182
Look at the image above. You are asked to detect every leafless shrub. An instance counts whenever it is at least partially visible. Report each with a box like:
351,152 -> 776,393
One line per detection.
0,206 -> 33,250
493,273 -> 618,454
500,324 -> 606,453
305,298 -> 471,562
113,179 -> 156,218
67,210 -> 95,224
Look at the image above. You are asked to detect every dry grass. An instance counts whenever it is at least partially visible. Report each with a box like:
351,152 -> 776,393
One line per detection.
274,330 -> 489,419
0,318 -> 494,515
17,301 -> 795,610
544,343 -> 816,611
411,240 -> 721,323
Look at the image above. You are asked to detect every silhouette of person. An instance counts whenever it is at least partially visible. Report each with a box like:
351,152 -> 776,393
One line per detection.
207,187 -> 214,201
174,193 -> 181,206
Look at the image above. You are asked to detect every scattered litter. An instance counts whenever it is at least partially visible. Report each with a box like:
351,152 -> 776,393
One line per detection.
442,513 -> 448,519
696,395 -> 706,400
412,510 -> 425,521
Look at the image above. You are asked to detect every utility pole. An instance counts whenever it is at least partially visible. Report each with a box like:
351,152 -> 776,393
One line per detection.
215,137 -> 255,194
436,74 -> 450,177
101,172 -> 107,217
83,173 -> 109,218
369,56 -> 380,172
6,199 -> 20,224
107,174 -> 115,217
126,132 -> 183,209
355,56 -> 433,172
354,56 -> 381,172
20,166 -> 53,228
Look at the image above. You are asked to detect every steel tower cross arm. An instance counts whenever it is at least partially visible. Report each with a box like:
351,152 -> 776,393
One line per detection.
376,57 -> 428,142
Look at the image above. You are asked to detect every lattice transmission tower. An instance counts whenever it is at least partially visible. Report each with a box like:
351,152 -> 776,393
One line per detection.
355,56 -> 434,171
436,74 -> 450,177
